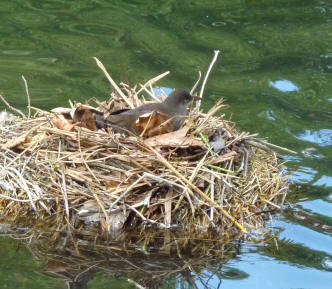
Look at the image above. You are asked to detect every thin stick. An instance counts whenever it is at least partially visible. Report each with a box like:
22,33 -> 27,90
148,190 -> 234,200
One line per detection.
137,71 -> 170,95
29,106 -> 49,114
142,172 -> 186,188
0,92 -> 25,118
210,175 -> 215,221
197,50 -> 220,108
22,75 -> 31,119
139,83 -> 161,102
190,71 -> 202,95
251,139 -> 298,154
61,170 -> 70,220
0,194 -> 35,203
93,57 -> 134,109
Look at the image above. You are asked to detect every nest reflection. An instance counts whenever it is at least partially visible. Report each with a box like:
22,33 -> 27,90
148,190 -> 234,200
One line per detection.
6,224 -> 243,289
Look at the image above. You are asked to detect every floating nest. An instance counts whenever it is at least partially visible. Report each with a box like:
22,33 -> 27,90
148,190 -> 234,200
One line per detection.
0,61 -> 290,237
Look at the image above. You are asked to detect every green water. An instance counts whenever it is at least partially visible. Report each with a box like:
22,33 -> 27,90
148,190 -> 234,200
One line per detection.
1,0 -> 332,288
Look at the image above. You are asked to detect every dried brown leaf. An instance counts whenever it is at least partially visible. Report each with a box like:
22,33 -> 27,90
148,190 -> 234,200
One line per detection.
134,111 -> 172,137
46,260 -> 69,273
144,125 -> 205,148
50,114 -> 76,131
1,134 -> 30,151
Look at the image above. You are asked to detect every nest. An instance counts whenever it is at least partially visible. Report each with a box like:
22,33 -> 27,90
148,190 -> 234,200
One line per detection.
0,60 -> 290,236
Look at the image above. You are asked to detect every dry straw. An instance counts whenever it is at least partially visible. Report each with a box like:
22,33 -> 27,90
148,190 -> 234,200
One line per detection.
0,52 -> 292,237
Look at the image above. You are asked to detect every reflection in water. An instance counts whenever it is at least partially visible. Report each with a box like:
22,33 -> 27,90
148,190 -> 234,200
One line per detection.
313,175 -> 332,188
289,166 -> 317,184
277,215 -> 332,256
265,110 -> 276,121
0,224 -> 244,289
301,147 -> 323,159
299,199 -> 332,218
2,214 -> 331,289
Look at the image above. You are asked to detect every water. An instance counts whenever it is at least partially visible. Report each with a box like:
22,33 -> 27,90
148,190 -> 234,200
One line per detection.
1,0 -> 332,288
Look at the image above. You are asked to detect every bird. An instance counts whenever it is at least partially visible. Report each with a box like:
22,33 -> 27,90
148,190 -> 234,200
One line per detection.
96,90 -> 199,136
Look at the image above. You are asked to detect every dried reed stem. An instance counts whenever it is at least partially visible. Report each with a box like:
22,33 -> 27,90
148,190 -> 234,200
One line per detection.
93,57 -> 134,109
22,75 -> 31,119
197,50 -> 220,108
0,92 -> 26,118
137,71 -> 170,95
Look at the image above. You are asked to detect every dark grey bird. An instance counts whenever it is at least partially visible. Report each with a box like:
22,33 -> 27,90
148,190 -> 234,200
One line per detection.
96,90 -> 198,135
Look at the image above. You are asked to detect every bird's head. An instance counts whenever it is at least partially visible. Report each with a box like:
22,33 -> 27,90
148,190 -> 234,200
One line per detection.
164,90 -> 200,109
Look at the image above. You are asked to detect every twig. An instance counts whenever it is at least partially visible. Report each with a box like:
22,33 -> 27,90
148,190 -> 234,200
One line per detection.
210,175 -> 215,221
0,92 -> 25,118
198,50 -> 220,108
93,57 -> 134,109
245,140 -> 273,153
0,193 -> 35,203
250,139 -> 297,154
28,106 -> 49,114
139,84 -> 161,102
190,71 -> 202,95
137,71 -> 170,95
61,170 -> 70,220
22,75 -> 31,119
260,197 -> 281,209
142,172 -> 183,188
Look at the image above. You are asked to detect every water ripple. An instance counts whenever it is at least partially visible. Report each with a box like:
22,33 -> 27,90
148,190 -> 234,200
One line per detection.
289,166 -> 317,184
58,21 -> 125,39
322,256 -> 332,271
313,175 -> 332,188
296,129 -> 332,147
302,147 -> 324,158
